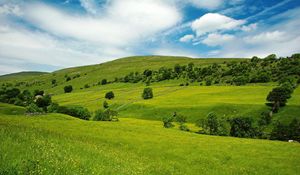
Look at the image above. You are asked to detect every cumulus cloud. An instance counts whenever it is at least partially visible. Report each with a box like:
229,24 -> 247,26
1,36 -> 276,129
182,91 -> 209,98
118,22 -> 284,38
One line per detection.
179,34 -> 194,42
191,13 -> 245,36
202,33 -> 235,46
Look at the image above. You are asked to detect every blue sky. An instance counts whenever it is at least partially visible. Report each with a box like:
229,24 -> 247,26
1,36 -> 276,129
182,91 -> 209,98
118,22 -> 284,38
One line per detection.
0,0 -> 300,75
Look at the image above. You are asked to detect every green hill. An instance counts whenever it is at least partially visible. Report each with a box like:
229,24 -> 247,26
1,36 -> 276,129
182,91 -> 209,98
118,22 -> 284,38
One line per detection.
0,55 -> 299,123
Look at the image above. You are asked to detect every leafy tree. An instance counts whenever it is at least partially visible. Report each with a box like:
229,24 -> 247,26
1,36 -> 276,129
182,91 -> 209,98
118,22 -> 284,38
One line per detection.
105,91 -> 115,99
174,64 -> 182,74
35,94 -> 52,111
64,85 -> 73,93
229,117 -> 259,138
143,69 -> 152,77
266,86 -> 292,112
6,88 -> 21,98
101,79 -> 107,85
142,87 -> 153,99
103,101 -> 109,109
207,112 -> 219,135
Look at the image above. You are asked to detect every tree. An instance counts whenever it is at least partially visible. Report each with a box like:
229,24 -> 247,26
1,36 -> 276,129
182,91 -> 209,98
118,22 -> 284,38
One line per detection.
51,79 -> 57,85
142,87 -> 153,99
105,91 -> 114,99
266,86 -> 292,112
207,112 -> 219,135
66,76 -> 71,82
64,85 -> 73,93
35,94 -> 52,111
174,64 -> 182,74
229,117 -> 259,138
101,79 -> 107,85
103,101 -> 109,109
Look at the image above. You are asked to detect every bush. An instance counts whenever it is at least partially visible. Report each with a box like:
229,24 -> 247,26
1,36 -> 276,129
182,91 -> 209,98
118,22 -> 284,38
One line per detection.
51,79 -> 56,85
35,95 -> 52,110
207,112 -> 219,135
258,111 -> 272,126
179,123 -> 190,131
162,116 -> 174,128
105,91 -> 114,99
64,85 -> 73,93
270,119 -> 300,142
58,106 -> 91,120
101,79 -> 107,85
93,109 -> 118,121
26,103 -> 43,114
229,117 -> 260,138
103,101 -> 109,109
47,103 -> 59,113
66,77 -> 71,82
142,87 -> 153,99
84,84 -> 90,88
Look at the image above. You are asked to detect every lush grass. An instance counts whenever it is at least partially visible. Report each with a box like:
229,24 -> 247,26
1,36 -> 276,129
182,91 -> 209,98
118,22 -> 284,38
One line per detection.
0,103 -> 300,175
52,84 -> 280,121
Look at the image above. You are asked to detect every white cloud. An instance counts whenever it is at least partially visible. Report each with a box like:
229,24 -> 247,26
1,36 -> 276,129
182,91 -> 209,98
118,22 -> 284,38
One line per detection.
191,13 -> 245,36
23,1 -> 181,47
244,31 -> 286,44
179,34 -> 194,42
202,33 -> 235,46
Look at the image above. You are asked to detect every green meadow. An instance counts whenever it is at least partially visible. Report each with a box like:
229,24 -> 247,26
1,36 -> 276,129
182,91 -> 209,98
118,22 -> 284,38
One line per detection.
1,103 -> 300,175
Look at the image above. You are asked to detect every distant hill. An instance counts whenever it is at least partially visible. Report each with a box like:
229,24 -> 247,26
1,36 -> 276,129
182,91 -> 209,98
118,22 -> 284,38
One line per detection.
0,71 -> 49,81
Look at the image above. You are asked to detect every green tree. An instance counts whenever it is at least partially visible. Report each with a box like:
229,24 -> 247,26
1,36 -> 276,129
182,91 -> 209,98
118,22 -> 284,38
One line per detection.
266,86 -> 292,112
101,79 -> 107,85
207,112 -> 219,135
64,85 -> 73,93
142,87 -> 153,99
105,91 -> 115,99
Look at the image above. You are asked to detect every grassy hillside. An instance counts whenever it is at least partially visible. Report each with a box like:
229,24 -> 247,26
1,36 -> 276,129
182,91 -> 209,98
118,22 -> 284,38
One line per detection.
0,71 -> 48,82
1,56 -> 299,123
0,103 -> 300,175
0,56 -> 245,94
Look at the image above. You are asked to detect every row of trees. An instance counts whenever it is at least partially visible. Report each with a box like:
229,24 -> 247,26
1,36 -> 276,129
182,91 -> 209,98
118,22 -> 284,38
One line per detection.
111,53 -> 300,86
162,111 -> 300,142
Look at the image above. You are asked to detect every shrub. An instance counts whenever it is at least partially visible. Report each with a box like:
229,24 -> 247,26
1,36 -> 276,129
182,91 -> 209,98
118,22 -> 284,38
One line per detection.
101,79 -> 107,85
207,112 -> 219,135
35,95 -> 52,110
64,85 -> 73,93
179,123 -> 190,131
105,91 -> 115,99
162,116 -> 174,128
51,79 -> 56,85
66,76 -> 71,81
229,117 -> 260,138
270,119 -> 300,142
103,101 -> 109,109
26,103 -> 43,114
93,109 -> 118,121
142,87 -> 153,99
258,111 -> 272,126
47,103 -> 59,113
58,106 -> 91,120
84,84 -> 90,88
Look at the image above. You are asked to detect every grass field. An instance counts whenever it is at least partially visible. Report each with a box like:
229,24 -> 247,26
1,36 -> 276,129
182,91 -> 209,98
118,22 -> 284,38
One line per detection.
1,103 -> 300,175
